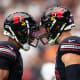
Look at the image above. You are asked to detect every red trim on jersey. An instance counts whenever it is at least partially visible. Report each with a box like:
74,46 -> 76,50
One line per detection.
0,46 -> 16,55
62,43 -> 80,45
0,51 -> 15,59
60,49 -> 80,51
55,70 -> 61,80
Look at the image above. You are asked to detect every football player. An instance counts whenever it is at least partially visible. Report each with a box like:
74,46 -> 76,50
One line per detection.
0,12 -> 39,80
39,6 -> 80,80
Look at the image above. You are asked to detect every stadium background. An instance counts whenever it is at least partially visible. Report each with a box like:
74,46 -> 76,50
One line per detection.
0,0 -> 80,80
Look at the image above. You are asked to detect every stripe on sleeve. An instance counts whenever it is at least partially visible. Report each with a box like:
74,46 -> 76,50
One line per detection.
0,46 -> 16,59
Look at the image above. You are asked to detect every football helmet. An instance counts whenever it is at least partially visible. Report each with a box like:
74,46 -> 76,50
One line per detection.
40,6 -> 75,45
4,12 -> 39,50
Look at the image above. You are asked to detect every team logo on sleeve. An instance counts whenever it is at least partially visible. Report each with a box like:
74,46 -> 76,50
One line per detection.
68,39 -> 75,43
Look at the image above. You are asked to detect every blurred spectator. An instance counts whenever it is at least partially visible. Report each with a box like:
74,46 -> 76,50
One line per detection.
43,45 -> 58,62
24,0 -> 60,23
20,47 -> 39,67
40,62 -> 56,80
59,0 -> 80,12
59,0 -> 80,35
22,68 -> 34,80
0,0 -> 20,41
22,46 -> 44,80
28,46 -> 45,80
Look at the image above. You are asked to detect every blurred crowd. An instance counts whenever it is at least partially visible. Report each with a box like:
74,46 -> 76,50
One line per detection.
0,0 -> 80,80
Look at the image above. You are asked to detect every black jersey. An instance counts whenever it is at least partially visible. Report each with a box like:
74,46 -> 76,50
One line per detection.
0,41 -> 23,80
55,36 -> 80,80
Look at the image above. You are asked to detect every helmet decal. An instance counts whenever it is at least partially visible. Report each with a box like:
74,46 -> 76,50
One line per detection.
12,14 -> 24,24
52,8 -> 63,18
51,17 -> 55,21
21,22 -> 26,26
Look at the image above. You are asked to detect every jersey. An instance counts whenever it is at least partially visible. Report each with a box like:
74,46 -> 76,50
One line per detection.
0,41 -> 23,80
55,36 -> 80,80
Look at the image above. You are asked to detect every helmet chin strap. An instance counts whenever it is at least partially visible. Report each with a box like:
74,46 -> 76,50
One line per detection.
21,43 -> 30,51
48,33 -> 60,46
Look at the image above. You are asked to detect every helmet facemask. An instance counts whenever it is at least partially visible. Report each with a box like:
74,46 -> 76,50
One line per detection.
48,20 -> 67,45
39,19 -> 67,45
18,21 -> 39,49
28,24 -> 39,47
